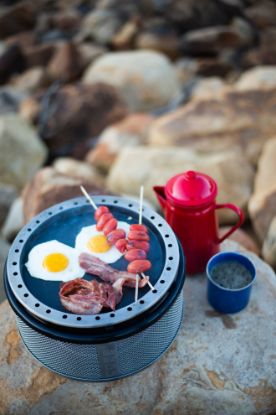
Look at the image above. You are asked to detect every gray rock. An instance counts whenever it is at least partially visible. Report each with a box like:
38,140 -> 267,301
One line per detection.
0,184 -> 17,227
0,241 -> 275,414
77,9 -> 121,45
1,197 -> 23,243
0,87 -> 27,115
107,146 -> 254,224
0,115 -> 47,190
235,66 -> 276,91
83,50 -> 181,112
262,216 -> 276,269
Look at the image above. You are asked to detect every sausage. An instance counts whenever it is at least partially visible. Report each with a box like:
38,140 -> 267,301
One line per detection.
107,229 -> 126,245
125,249 -> 147,262
126,240 -> 150,252
96,213 -> 113,231
103,218 -> 117,235
127,259 -> 151,274
94,206 -> 109,221
130,224 -> 148,233
115,238 -> 128,253
128,231 -> 150,241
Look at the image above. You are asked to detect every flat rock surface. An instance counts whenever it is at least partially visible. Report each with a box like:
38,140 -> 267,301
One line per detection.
0,241 -> 275,415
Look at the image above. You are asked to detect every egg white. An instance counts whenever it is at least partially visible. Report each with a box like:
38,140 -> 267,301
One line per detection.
75,221 -> 130,263
25,240 -> 85,282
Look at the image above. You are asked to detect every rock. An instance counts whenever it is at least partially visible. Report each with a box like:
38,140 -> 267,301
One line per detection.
191,77 -> 226,100
243,27 -> 276,66
1,197 -> 23,242
219,227 -> 260,255
0,87 -> 27,115
0,1 -> 37,38
175,58 -> 198,86
195,55 -> 234,77
86,113 -> 154,172
38,83 -> 127,159
262,216 -> 276,269
11,67 -> 48,93
0,184 -> 17,227
22,160 -> 106,222
19,95 -> 41,124
24,43 -> 57,68
78,43 -> 106,69
107,147 -> 254,224
0,240 -> 275,413
135,18 -> 181,59
47,42 -> 84,83
83,50 -> 181,111
149,80 -> 276,165
0,115 -> 47,189
78,9 -> 121,45
0,238 -> 10,303
182,21 -> 253,55
112,19 -> 139,50
248,137 -> 276,242
245,1 -> 276,29
0,44 -> 25,84
235,66 -> 276,91
4,30 -> 36,51
51,10 -> 81,34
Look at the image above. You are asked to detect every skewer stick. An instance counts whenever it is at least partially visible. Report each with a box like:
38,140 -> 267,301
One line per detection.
80,185 -> 98,211
137,185 -> 154,292
135,274 -> 139,302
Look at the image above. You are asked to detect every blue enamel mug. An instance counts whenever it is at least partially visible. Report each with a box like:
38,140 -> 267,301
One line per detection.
206,252 -> 256,314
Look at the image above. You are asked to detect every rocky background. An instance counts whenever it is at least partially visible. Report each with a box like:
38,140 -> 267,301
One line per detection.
0,0 -> 276,302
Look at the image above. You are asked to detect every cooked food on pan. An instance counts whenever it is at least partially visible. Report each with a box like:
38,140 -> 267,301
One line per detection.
75,221 -> 130,263
60,256 -> 149,314
25,240 -> 85,282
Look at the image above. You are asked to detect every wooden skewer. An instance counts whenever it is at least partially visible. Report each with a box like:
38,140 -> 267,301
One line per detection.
137,185 -> 154,292
80,185 -> 98,210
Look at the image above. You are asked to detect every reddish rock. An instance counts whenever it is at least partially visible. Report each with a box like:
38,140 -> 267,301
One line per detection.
4,30 -> 37,51
0,1 -> 38,38
47,42 -> 85,83
51,10 -> 81,33
245,1 -> 276,29
24,43 -> 57,68
219,227 -> 260,255
22,159 -> 107,222
19,95 -> 41,124
38,83 -> 127,159
86,113 -> 154,172
112,19 -> 139,50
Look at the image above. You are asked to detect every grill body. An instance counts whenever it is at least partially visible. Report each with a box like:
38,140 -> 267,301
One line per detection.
16,291 -> 183,381
5,195 -> 186,381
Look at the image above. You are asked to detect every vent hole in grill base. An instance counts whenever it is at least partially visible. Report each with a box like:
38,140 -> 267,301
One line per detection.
46,309 -> 51,314
166,267 -> 172,271
17,284 -> 22,288
139,300 -> 144,304
169,256 -> 173,260
95,316 -> 100,320
77,317 -> 82,321
127,307 -> 132,311
15,249 -> 19,253
152,289 -> 157,294
62,315 -> 67,319
24,293 -> 28,298
110,313 -> 115,317
160,280 -> 165,284
35,303 -> 40,307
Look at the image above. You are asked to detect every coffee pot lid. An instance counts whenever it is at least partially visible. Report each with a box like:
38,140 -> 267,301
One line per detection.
165,170 -> 217,207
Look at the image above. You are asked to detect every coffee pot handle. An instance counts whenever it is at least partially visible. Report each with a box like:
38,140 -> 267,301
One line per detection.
215,203 -> 245,243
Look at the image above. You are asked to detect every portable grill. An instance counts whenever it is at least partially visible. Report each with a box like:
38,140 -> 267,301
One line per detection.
4,195 -> 186,382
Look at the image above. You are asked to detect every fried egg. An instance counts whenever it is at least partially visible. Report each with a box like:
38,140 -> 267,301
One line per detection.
75,221 -> 130,263
25,240 -> 85,282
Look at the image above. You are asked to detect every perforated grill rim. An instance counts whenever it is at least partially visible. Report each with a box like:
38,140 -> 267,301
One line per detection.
7,195 -> 180,329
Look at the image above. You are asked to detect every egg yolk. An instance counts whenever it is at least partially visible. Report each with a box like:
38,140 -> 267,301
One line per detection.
87,234 -> 111,253
43,253 -> 69,273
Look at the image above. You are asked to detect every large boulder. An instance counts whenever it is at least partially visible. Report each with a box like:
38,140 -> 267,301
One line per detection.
0,115 -> 47,189
149,72 -> 276,165
107,147 -> 254,224
262,216 -> 276,269
0,241 -> 275,414
0,184 -> 17,227
83,50 -> 181,112
1,197 -> 23,243
22,158 -> 107,222
86,113 -> 154,172
38,83 -> 127,159
248,137 -> 276,242
0,237 -> 10,302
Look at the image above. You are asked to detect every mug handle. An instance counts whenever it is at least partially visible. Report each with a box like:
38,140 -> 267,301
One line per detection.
215,203 -> 245,243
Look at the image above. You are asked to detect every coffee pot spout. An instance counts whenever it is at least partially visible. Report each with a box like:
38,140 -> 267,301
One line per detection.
153,186 -> 167,211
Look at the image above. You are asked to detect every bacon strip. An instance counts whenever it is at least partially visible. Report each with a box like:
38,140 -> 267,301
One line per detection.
59,278 -> 121,315
79,253 -> 149,288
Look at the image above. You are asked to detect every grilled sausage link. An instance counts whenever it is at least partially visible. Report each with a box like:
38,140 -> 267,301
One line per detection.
96,212 -> 113,231
115,238 -> 128,253
107,229 -> 126,245
103,218 -> 118,235
130,224 -> 148,233
126,240 -> 150,252
125,248 -> 147,262
94,206 -> 109,221
127,259 -> 151,274
128,230 -> 150,241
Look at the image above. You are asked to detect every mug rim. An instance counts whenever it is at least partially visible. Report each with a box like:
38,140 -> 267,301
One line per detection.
206,251 -> 256,293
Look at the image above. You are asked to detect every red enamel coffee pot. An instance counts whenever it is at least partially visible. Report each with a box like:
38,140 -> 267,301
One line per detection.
153,170 -> 244,274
